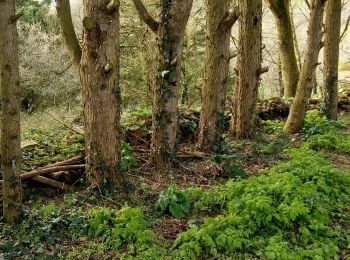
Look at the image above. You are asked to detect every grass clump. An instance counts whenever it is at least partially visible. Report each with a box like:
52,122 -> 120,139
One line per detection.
173,148 -> 350,259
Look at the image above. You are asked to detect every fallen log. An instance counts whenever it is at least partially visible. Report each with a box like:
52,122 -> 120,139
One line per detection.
50,154 -> 84,167
31,175 -> 73,191
21,164 -> 85,180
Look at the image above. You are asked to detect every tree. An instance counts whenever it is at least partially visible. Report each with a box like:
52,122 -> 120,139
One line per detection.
133,0 -> 193,169
284,0 -> 326,134
0,0 -> 22,223
56,0 -> 124,188
196,0 -> 239,152
230,0 -> 263,139
321,0 -> 341,120
266,0 -> 299,97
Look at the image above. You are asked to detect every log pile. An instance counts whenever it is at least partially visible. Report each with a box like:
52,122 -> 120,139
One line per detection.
0,155 -> 85,191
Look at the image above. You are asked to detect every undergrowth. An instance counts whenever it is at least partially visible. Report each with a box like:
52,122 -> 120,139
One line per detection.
173,148 -> 350,259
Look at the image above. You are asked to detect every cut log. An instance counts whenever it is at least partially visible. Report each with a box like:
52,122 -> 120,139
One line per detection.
31,175 -> 73,191
21,164 -> 85,180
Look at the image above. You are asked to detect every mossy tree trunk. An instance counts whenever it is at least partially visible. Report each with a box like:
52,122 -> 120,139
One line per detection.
284,0 -> 326,134
321,0 -> 341,120
230,0 -> 263,139
56,0 -> 124,188
197,1 -> 239,152
266,0 -> 299,97
133,0 -> 193,169
0,0 -> 22,223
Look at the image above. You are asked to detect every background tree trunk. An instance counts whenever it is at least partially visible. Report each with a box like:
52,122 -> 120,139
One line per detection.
284,0 -> 326,134
230,0 -> 262,139
197,0 -> 238,152
321,0 -> 341,120
0,0 -> 22,223
266,0 -> 299,97
150,0 -> 193,168
80,0 -> 123,186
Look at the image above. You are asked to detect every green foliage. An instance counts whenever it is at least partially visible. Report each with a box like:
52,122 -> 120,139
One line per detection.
0,206 -> 88,259
122,107 -> 152,129
212,153 -> 247,178
303,110 -> 346,136
88,207 -> 166,258
305,132 -> 350,154
263,120 -> 285,134
21,128 -> 84,170
17,0 -> 59,33
121,141 -> 138,170
173,148 -> 350,259
156,185 -> 191,218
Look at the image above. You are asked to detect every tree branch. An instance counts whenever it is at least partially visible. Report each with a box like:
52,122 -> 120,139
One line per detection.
340,13 -> 350,42
221,5 -> 240,30
132,0 -> 159,33
55,0 -> 82,68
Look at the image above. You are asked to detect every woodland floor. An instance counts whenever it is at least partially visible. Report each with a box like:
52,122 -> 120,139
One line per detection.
0,107 -> 350,259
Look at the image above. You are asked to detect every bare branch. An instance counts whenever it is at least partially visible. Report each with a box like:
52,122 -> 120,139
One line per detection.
340,13 -> 350,42
132,0 -> 159,33
55,0 -> 82,68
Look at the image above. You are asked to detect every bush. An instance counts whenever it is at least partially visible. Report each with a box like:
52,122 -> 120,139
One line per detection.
173,148 -> 350,259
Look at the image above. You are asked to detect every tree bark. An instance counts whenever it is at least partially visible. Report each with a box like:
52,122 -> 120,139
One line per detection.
321,0 -> 341,120
266,0 -> 299,97
133,0 -> 193,169
56,0 -> 124,188
284,0 -> 326,134
197,1 -> 239,152
0,0 -> 22,223
230,0 -> 263,139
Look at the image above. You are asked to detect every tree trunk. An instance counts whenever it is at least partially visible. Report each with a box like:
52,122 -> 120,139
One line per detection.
197,0 -> 238,152
0,0 -> 22,223
321,0 -> 341,120
230,0 -> 262,139
284,0 -> 326,134
80,0 -> 123,186
266,0 -> 299,97
56,0 -> 124,188
150,0 -> 193,168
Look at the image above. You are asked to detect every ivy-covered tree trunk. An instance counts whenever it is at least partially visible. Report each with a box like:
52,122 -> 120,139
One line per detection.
0,0 -> 22,223
321,0 -> 341,120
151,0 -> 193,169
133,0 -> 193,169
197,0 -> 238,152
230,0 -> 263,139
284,0 -> 325,134
266,0 -> 299,97
56,0 -> 124,188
